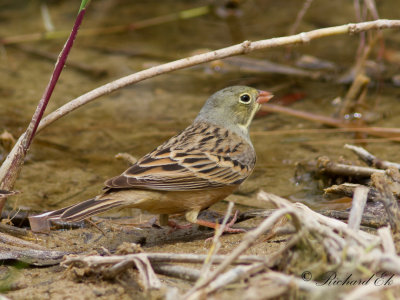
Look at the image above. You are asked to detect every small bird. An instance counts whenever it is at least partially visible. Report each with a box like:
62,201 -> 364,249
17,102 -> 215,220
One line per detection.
35,86 -> 273,232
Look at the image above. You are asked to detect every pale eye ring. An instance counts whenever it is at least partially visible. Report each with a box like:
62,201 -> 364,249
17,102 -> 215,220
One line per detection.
239,93 -> 251,104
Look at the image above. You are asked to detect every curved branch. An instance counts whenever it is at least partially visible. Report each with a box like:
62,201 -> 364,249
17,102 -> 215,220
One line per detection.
37,19 -> 400,133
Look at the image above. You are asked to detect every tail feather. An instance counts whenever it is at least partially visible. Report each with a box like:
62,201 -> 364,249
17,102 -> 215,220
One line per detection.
59,197 -> 125,221
35,203 -> 80,219
34,189 -> 152,224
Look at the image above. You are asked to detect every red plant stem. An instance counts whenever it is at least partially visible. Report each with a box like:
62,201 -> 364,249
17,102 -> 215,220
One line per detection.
0,8 -> 87,214
25,9 -> 86,149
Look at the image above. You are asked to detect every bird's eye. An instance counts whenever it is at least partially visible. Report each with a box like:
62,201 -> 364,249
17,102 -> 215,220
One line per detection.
239,93 -> 251,104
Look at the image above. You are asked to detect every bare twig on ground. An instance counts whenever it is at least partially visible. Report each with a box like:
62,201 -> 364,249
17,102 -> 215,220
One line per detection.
152,264 -> 201,282
63,252 -> 264,266
0,245 -> 67,266
378,227 -> 396,255
345,144 -> 400,169
0,222 -> 29,237
0,232 -> 46,250
61,251 -> 267,291
347,186 -> 369,232
324,183 -> 380,201
63,252 -> 162,290
317,156 -> 385,177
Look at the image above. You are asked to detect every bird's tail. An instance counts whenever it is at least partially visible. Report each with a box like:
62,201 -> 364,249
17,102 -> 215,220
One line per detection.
31,189 -> 155,224
58,197 -> 125,221
32,196 -> 126,223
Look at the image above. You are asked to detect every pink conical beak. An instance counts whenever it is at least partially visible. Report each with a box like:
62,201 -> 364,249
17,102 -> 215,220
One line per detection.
256,90 -> 274,104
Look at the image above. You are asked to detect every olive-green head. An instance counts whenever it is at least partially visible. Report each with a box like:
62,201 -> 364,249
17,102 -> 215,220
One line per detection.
195,86 -> 273,141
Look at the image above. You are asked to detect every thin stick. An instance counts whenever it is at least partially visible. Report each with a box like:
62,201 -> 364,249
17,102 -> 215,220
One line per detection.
377,227 -> 396,255
61,253 -> 264,266
345,144 -> 400,169
347,186 -> 369,232
152,264 -> 201,282
288,0 -> 314,36
324,183 -> 380,202
317,156 -> 385,177
36,19 -> 400,134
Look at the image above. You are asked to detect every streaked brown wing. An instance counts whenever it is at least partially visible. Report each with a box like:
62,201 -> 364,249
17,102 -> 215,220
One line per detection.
105,122 -> 255,191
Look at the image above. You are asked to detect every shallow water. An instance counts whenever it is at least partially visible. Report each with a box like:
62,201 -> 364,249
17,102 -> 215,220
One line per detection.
1,0 -> 400,217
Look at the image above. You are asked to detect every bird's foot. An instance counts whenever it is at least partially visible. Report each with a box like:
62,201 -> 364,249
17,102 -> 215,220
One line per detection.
167,220 -> 192,233
197,210 -> 245,234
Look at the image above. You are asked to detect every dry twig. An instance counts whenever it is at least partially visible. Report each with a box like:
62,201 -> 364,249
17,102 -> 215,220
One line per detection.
347,186 -> 369,232
36,19 -> 400,134
317,156 -> 385,177
345,144 -> 400,169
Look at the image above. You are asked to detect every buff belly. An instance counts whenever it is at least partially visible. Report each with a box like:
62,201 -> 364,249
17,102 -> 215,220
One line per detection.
103,186 -> 237,216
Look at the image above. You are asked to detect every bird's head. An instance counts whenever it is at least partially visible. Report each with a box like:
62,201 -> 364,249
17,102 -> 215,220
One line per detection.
195,86 -> 273,139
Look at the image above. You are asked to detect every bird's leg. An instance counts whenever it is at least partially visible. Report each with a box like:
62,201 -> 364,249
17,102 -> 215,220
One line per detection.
158,214 -> 169,226
159,213 -> 192,231
195,210 -> 245,233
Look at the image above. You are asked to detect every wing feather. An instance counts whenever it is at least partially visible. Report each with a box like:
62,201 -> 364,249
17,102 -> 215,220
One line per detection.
105,122 -> 256,191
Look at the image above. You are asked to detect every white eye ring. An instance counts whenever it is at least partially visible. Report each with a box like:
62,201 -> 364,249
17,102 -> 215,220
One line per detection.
239,93 -> 251,104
